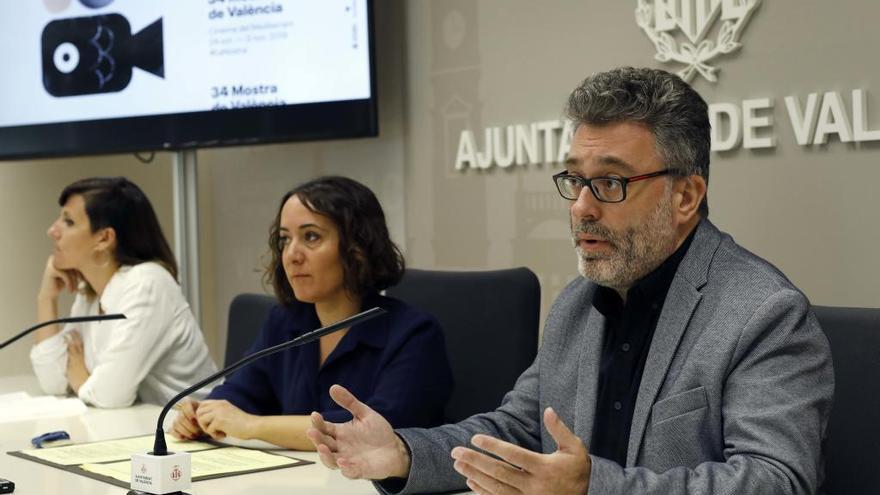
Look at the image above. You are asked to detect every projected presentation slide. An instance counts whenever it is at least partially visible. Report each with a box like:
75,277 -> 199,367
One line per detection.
0,0 -> 371,127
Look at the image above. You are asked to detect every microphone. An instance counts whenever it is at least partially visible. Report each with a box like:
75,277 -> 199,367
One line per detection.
0,314 -> 127,349
128,306 -> 387,495
0,314 -> 125,494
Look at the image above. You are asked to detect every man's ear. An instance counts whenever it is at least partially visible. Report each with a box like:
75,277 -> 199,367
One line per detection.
674,175 -> 706,223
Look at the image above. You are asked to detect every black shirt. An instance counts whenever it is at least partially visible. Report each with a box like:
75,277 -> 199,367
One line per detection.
589,229 -> 696,466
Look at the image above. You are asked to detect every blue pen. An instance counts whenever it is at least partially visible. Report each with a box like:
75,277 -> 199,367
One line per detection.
30,431 -> 70,449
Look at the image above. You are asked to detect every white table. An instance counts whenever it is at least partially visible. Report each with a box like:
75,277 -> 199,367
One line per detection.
0,376 -> 378,494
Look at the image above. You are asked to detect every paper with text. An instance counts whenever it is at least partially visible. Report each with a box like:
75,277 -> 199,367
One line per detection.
81,446 -> 301,482
22,434 -> 215,465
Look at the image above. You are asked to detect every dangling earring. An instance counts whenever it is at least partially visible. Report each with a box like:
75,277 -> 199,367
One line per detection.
91,248 -> 112,269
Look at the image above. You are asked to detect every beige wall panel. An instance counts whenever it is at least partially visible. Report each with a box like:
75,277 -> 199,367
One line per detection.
0,155 -> 174,376
402,0 -> 880,335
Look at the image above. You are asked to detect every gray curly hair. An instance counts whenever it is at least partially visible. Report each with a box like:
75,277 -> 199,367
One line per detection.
564,67 -> 710,216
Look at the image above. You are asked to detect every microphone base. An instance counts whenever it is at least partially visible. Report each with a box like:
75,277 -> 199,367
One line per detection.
130,451 -> 191,495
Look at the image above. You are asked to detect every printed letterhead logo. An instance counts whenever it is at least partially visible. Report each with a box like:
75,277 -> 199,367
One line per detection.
635,0 -> 761,83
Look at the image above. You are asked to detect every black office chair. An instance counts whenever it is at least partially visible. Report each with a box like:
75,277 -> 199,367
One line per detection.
812,305 -> 880,495
225,293 -> 276,366
386,267 -> 541,423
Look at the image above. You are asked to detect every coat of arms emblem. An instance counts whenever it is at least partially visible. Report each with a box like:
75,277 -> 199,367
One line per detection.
635,0 -> 761,83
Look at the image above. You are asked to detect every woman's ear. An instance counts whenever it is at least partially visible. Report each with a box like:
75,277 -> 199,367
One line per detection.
349,245 -> 368,267
347,245 -> 369,290
94,227 -> 117,252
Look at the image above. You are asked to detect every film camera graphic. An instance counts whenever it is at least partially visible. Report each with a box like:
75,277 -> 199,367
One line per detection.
41,14 -> 164,97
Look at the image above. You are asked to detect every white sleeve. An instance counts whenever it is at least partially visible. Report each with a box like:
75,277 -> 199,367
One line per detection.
29,332 -> 69,395
77,275 -> 174,408
29,295 -> 90,396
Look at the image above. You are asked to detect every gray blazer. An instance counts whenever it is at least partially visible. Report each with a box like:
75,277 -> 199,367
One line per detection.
385,219 -> 834,495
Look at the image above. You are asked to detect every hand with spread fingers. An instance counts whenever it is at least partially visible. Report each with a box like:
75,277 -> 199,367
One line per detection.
195,399 -> 258,441
450,407 -> 591,495
306,384 -> 411,480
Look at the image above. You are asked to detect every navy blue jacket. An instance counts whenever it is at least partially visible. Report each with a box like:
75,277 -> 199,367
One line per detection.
208,293 -> 453,428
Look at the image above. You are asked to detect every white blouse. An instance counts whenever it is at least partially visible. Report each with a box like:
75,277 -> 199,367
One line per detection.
30,262 -> 218,408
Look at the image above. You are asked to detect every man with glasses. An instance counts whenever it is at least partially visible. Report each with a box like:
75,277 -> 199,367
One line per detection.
307,67 -> 833,495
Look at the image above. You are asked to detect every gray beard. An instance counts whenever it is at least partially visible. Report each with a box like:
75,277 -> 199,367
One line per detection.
572,195 -> 677,291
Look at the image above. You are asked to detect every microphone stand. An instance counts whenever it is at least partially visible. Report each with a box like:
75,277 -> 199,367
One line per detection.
0,313 -> 126,494
0,314 -> 127,349
129,306 -> 387,495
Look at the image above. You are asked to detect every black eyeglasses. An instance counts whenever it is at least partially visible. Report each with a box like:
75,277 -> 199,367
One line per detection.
552,169 -> 672,203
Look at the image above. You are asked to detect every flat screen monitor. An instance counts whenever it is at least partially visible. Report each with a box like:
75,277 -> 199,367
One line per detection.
0,0 -> 377,160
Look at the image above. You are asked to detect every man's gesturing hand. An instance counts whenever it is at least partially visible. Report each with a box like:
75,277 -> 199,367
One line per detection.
306,384 -> 411,480
450,407 -> 591,495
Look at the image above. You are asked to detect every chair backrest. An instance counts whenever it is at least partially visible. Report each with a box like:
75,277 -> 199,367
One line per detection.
225,293 -> 276,366
386,267 -> 541,423
812,305 -> 880,495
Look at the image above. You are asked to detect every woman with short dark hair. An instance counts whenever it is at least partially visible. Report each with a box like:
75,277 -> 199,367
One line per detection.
171,176 -> 453,450
31,177 -> 217,408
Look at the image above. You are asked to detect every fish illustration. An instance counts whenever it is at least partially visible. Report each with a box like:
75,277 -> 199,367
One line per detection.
41,14 -> 163,97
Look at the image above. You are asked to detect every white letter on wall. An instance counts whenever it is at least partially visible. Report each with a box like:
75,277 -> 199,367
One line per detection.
493,126 -> 516,168
515,123 -> 539,165
455,130 -> 477,170
852,89 -> 880,142
784,93 -> 819,146
814,91 -> 853,144
709,102 -> 741,151
556,121 -> 574,163
742,98 -> 776,149
477,128 -> 494,169
536,120 -> 561,164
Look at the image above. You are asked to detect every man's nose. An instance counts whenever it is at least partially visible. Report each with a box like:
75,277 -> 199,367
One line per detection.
570,186 -> 602,222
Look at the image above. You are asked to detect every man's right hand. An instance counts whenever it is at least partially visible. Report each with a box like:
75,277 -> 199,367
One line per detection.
306,384 -> 411,480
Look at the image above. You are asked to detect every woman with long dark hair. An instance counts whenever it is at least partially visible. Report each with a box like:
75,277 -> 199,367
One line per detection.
31,177 -> 217,408
170,176 -> 453,450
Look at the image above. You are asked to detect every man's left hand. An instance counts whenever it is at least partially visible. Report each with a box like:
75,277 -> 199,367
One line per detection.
451,407 -> 591,495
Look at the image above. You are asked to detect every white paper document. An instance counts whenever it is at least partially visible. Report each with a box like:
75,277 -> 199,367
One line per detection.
0,391 -> 86,423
